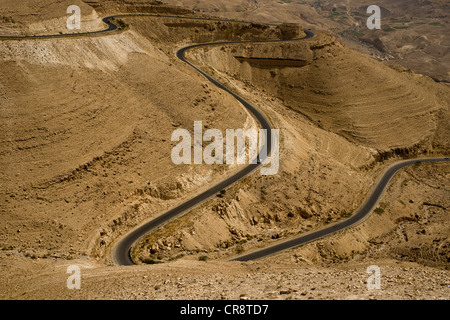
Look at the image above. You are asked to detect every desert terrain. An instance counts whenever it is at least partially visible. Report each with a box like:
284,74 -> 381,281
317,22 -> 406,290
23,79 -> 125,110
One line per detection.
0,0 -> 448,301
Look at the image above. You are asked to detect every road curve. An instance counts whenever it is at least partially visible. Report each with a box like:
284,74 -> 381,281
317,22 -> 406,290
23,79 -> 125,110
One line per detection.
113,26 -> 315,266
232,157 -> 449,261
2,14 -> 446,266
0,12 -> 314,265
0,14 -> 278,40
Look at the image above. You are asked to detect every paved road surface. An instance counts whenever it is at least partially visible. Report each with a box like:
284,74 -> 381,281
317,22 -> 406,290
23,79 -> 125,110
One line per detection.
112,22 -> 315,266
232,157 -> 449,261
2,14 -> 445,266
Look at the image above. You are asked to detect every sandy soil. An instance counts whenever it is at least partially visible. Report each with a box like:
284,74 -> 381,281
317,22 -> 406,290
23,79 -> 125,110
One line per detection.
0,0 -> 448,300
163,0 -> 450,83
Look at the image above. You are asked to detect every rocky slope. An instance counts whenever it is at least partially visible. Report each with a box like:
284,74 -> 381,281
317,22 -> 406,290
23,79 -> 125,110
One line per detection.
163,0 -> 450,83
0,0 -> 448,300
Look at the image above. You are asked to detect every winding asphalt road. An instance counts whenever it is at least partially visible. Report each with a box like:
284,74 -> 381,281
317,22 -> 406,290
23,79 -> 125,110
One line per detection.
0,13 -> 313,265
0,13 -> 279,40
233,157 -> 449,261
2,14 -> 447,266
112,23 -> 315,266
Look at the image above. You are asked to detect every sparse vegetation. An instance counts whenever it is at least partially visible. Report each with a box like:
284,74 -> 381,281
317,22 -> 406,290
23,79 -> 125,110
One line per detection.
349,30 -> 364,37
1,0 -> 448,301
142,258 -> 163,265
115,18 -> 129,30
168,253 -> 185,261
390,18 -> 410,24
341,211 -> 352,218
379,202 -> 389,209
352,11 -> 366,17
383,26 -> 396,32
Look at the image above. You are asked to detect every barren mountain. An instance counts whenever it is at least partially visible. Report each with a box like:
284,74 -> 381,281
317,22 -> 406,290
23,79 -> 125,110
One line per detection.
0,0 -> 448,300
163,0 -> 450,83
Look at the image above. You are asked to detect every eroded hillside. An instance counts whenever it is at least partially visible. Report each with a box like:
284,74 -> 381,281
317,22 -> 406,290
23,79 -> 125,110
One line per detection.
132,24 -> 448,267
0,0 -> 448,300
188,33 -> 448,151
